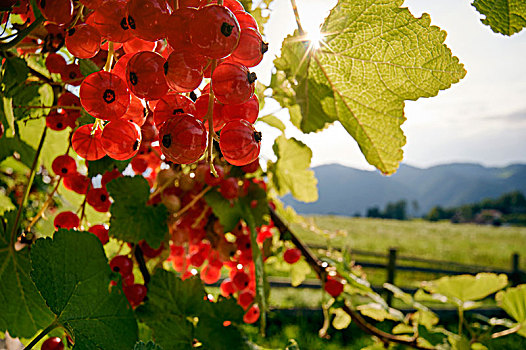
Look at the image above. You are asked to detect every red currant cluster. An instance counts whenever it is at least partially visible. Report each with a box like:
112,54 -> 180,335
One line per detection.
33,0 -> 266,168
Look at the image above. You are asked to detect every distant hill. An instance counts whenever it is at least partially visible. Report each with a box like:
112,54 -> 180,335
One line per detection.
281,163 -> 526,216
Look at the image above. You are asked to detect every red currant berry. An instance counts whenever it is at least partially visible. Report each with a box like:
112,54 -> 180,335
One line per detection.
101,168 -> 122,187
233,10 -> 258,30
201,0 -> 244,12
88,224 -> 109,245
220,278 -> 236,297
79,0 -> 102,9
80,71 -> 130,121
100,120 -> 141,160
36,0 -> 73,25
41,337 -> 64,350
61,63 -> 83,86
110,255 -> 133,276
164,51 -> 207,93
53,211 -> 80,230
284,248 -> 301,264
204,165 -> 224,187
241,159 -> 260,173
219,119 -> 261,166
45,53 -> 67,74
229,28 -> 267,67
200,264 -> 221,284
153,93 -> 196,128
126,51 -> 168,100
111,53 -> 134,81
243,304 -> 260,324
159,114 -> 207,164
232,270 -> 250,291
325,276 -> 344,298
57,91 -> 81,109
72,124 -> 107,161
139,241 -> 164,258
52,154 -> 77,177
63,172 -> 90,194
221,93 -> 259,124
131,155 -> 149,174
46,110 -> 68,131
91,0 -> 133,43
123,94 -> 147,126
220,177 -> 239,200
86,187 -> 111,212
126,0 -> 170,42
212,62 -> 255,105
189,5 -> 241,59
65,24 -> 101,59
123,283 -> 147,307
123,37 -> 157,54
238,290 -> 255,310
194,93 -> 226,131
165,8 -> 197,52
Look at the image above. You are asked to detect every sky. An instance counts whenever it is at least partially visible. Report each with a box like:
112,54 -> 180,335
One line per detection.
252,0 -> 526,171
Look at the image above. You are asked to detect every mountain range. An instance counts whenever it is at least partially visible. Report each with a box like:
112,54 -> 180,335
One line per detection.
281,163 -> 526,216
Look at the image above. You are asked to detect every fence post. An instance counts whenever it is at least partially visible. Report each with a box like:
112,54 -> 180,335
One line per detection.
386,248 -> 397,306
511,253 -> 520,286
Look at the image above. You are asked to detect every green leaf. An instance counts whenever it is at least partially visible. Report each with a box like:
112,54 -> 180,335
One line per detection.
422,273 -> 508,304
356,303 -> 404,322
30,229 -> 138,350
136,270 -> 248,350
1,56 -> 29,95
0,211 -> 54,339
106,176 -> 168,249
472,0 -> 526,36
496,285 -> 526,337
87,155 -> 131,178
79,59 -> 100,76
268,135 -> 318,202
0,195 -> 15,215
134,341 -> 163,350
205,183 -> 268,233
257,114 -> 285,132
272,0 -> 466,174
13,83 -> 54,121
0,136 -> 36,168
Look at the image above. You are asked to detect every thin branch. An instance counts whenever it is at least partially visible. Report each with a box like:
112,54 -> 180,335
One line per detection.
269,207 -> 435,350
10,126 -> 48,245
492,324 -> 522,339
0,16 -> 44,51
289,0 -> 305,35
205,59 -> 219,177
23,320 -> 59,350
26,177 -> 62,232
173,186 -> 212,220
104,41 -> 114,71
134,245 -> 151,285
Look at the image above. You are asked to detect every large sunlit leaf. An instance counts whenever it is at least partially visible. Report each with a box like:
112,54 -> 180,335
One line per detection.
472,0 -> 526,36
267,135 -> 318,202
0,212 -> 54,339
496,285 -> 526,337
30,229 -> 138,350
106,176 -> 169,249
272,0 -> 466,174
421,273 -> 508,304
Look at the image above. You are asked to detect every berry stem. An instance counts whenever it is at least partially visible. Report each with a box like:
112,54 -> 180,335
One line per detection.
9,126 -> 47,246
68,4 -> 85,30
205,59 -> 219,177
0,15 -> 44,51
13,105 -> 84,110
23,320 -> 60,350
173,186 -> 212,220
104,41 -> 114,72
134,245 -> 151,285
25,177 -> 62,233
289,0 -> 305,36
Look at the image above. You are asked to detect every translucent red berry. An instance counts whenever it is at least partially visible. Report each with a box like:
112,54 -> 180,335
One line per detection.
229,28 -> 267,67
219,119 -> 261,166
220,278 -> 236,297
123,283 -> 147,307
111,53 -> 134,81
233,10 -> 258,30
88,224 -> 109,245
123,94 -> 147,126
221,93 -> 259,124
284,248 -> 301,264
110,255 -> 133,276
159,114 -> 207,164
45,53 -> 67,74
189,5 -> 240,59
100,120 -> 141,160
52,154 -> 77,177
243,304 -> 260,324
153,93 -> 196,128
54,211 -> 80,230
194,93 -> 225,131
212,62 -> 256,105
66,24 -> 101,59
91,0 -> 133,43
63,172 -> 90,194
123,37 -> 157,54
80,71 -> 130,121
232,270 -> 250,291
166,8 -> 197,52
46,110 -> 68,131
220,177 -> 239,200
41,337 -> 64,350
325,276 -> 344,298
238,290 -> 255,310
126,51 -> 168,100
61,63 -> 83,86
37,0 -> 73,25
164,51 -> 207,93
72,124 -> 107,161
200,264 -> 221,284
86,187 -> 111,212
204,165 -> 224,187
139,241 -> 164,258
127,0 -> 170,42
